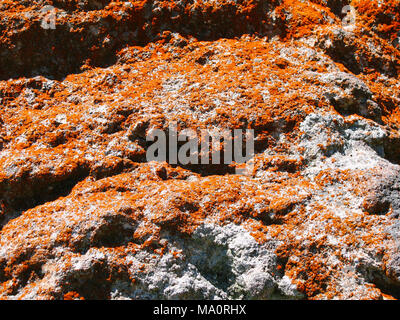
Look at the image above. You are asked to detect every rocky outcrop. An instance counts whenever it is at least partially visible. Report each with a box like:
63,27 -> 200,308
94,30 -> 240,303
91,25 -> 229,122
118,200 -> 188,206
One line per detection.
1,0 -> 400,300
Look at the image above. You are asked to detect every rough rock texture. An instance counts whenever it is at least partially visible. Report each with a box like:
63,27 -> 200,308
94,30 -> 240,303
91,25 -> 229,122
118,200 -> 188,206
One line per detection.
1,0 -> 400,300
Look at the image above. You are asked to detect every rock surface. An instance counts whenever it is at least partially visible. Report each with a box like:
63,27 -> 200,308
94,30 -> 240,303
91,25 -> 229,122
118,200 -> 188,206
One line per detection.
1,0 -> 400,300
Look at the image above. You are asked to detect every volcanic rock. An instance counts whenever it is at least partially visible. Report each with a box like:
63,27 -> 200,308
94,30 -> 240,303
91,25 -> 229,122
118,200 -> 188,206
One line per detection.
1,0 -> 400,300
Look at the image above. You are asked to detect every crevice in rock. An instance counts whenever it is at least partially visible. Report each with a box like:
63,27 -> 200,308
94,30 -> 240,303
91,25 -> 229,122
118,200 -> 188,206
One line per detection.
177,163 -> 236,177
322,42 -> 362,76
62,264 -> 112,300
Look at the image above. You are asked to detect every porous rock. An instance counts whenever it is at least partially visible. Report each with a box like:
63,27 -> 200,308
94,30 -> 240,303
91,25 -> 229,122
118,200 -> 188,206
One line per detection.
1,0 -> 400,300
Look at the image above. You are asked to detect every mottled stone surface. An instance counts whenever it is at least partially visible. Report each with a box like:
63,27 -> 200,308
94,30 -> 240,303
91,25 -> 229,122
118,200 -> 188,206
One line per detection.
1,0 -> 400,300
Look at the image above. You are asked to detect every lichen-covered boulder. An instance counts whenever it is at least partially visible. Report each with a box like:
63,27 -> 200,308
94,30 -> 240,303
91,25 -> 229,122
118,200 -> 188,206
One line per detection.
1,0 -> 400,300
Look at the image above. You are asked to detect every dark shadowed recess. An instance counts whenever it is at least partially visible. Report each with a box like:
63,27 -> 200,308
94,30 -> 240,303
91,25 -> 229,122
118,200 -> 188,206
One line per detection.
0,158 -> 138,230
3,0 -> 391,81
